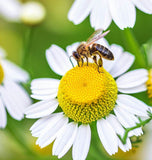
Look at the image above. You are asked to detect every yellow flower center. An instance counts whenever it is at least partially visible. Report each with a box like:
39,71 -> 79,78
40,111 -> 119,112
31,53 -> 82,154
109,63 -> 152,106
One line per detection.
57,63 -> 118,124
0,63 -> 4,84
146,69 -> 152,98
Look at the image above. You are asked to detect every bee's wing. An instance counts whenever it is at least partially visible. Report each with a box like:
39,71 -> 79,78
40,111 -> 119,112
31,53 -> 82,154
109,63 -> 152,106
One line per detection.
86,30 -> 110,47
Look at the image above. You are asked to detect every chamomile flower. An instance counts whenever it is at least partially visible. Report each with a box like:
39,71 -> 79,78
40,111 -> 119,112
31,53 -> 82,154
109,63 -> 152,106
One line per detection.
25,39 -> 149,159
0,0 -> 21,22
0,0 -> 46,25
0,47 -> 31,128
20,1 -> 46,26
68,0 -> 152,30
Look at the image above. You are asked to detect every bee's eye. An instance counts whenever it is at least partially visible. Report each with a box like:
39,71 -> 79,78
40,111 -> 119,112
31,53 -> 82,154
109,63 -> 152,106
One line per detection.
73,51 -> 80,59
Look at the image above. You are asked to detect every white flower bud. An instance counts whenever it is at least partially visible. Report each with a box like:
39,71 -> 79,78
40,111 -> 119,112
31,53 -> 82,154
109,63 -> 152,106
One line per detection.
21,2 -> 46,26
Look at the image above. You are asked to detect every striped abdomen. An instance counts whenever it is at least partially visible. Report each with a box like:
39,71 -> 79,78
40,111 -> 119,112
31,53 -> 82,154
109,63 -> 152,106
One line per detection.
91,43 -> 114,60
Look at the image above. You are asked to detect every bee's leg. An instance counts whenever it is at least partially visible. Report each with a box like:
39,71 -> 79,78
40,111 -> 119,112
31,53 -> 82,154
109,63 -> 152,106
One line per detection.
77,60 -> 80,67
93,55 -> 98,66
92,52 -> 99,68
82,54 -> 89,66
84,55 -> 89,66
92,55 -> 100,72
81,58 -> 84,67
98,57 -> 103,67
97,58 -> 103,73
95,52 -> 103,72
86,56 -> 89,66
92,52 -> 103,72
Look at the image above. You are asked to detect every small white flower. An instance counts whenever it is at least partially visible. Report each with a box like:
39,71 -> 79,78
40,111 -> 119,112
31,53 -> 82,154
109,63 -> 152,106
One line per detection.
68,0 -> 152,30
0,0 -> 46,25
20,2 -> 46,26
0,47 -> 32,128
25,39 -> 149,159
0,0 -> 22,22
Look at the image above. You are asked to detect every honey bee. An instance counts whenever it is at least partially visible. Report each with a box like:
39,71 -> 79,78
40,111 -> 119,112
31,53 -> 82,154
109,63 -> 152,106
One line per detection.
72,29 -> 114,72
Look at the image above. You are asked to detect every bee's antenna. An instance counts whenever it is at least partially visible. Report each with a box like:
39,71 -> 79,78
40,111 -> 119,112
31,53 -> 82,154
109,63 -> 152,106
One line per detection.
69,55 -> 74,67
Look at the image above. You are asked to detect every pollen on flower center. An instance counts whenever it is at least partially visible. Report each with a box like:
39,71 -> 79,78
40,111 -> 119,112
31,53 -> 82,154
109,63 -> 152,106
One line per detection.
0,64 -> 4,84
57,63 -> 118,124
146,69 -> 152,98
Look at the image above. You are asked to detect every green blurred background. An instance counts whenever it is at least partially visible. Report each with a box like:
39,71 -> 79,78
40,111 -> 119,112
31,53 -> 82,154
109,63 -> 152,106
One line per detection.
0,0 -> 152,160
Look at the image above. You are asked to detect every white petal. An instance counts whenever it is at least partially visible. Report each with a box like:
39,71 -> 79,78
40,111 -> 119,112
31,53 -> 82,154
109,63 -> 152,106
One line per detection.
114,106 -> 143,136
25,99 -> 58,119
132,0 -> 152,14
129,128 -> 143,137
106,115 -> 132,152
0,0 -> 21,22
116,67 -> 148,94
116,69 -> 148,88
32,88 -> 58,95
3,79 -> 32,109
97,119 -> 118,155
30,116 -> 51,137
106,114 -> 124,136
31,79 -> 58,100
108,0 -> 136,29
117,94 -> 149,117
118,137 -> 132,152
66,42 -> 80,57
72,124 -> 91,160
0,86 -> 23,120
118,84 -> 147,94
53,122 -> 78,158
1,59 -> 29,82
0,79 -> 31,121
0,98 -> 7,128
31,93 -> 57,101
46,45 -> 72,76
90,0 -> 112,30
31,78 -> 60,90
68,0 -> 93,25
37,114 -> 68,148
103,44 -> 123,72
110,52 -> 135,78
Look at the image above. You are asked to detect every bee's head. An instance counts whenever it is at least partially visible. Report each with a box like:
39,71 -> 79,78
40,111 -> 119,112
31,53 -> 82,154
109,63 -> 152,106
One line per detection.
72,51 -> 81,61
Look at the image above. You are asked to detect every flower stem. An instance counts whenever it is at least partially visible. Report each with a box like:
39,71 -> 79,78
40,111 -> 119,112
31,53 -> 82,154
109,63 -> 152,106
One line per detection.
118,116 -> 152,144
122,28 -> 146,68
22,26 -> 34,68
